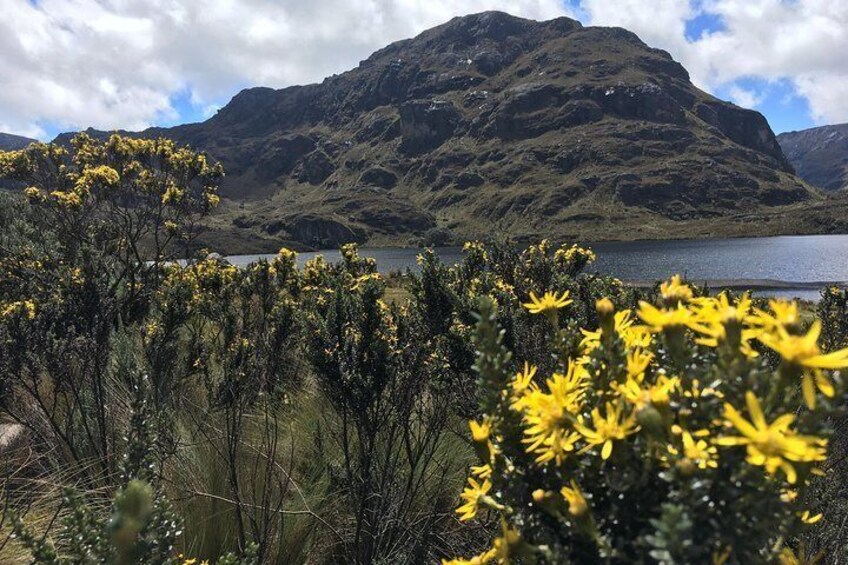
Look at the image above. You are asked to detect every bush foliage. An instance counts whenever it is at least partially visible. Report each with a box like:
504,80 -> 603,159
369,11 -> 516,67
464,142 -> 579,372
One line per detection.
1,136 -> 847,564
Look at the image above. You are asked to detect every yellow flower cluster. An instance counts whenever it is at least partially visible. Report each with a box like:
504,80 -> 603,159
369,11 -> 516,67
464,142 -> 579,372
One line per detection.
1,299 -> 36,319
5,133 -> 222,223
555,243 -> 597,265
448,276 -> 842,563
161,258 -> 239,307
639,280 -> 848,409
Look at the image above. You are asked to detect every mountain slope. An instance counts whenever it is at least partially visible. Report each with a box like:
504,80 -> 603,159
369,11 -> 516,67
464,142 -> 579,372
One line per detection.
56,12 -> 818,248
778,124 -> 848,191
0,133 -> 37,151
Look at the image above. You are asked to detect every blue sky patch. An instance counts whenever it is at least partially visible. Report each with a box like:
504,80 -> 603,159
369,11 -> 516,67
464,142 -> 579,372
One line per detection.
712,77 -> 814,133
685,10 -> 724,41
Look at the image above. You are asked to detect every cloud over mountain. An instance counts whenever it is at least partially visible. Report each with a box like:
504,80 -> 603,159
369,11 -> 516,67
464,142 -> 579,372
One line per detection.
3,0 -> 848,139
582,0 -> 848,127
0,0 -> 566,138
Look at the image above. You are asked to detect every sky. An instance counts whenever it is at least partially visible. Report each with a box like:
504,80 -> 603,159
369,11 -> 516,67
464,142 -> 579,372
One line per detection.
2,0 -> 846,140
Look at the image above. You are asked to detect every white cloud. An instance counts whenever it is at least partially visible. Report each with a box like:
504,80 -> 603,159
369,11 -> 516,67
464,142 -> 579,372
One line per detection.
0,0 -> 568,139
578,0 -> 848,125
6,0 -> 848,138
727,85 -> 763,109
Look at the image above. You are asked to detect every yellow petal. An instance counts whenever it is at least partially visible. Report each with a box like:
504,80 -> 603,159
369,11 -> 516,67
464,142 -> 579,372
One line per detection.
723,403 -> 758,438
783,461 -> 798,484
601,440 -> 613,460
745,391 -> 766,429
816,372 -> 835,397
714,436 -> 748,446
804,349 -> 848,369
802,376 -> 816,410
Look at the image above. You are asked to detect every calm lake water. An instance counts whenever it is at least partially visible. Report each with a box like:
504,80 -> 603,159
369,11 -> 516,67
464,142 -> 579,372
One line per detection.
226,234 -> 848,300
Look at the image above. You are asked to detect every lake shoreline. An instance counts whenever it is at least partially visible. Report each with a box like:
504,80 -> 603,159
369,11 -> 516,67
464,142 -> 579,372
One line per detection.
623,279 -> 842,291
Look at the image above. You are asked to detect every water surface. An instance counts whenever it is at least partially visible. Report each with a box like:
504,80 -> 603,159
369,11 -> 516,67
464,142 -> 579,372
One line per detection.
225,234 -> 848,300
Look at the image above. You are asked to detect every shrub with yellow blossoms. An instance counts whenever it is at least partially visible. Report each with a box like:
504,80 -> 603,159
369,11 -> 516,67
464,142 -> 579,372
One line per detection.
412,239 -> 634,418
447,276 -> 845,564
0,133 -> 222,278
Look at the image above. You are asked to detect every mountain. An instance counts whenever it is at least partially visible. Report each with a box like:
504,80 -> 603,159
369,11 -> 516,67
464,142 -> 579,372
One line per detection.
54,12 -> 824,249
778,124 -> 848,191
0,133 -> 37,151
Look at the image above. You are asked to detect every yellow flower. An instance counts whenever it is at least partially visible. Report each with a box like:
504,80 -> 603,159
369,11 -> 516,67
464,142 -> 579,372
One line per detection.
1,300 -> 36,319
574,402 -> 639,460
161,183 -> 184,204
618,374 -> 679,410
660,275 -> 693,303
441,552 -> 494,565
51,190 -> 83,207
780,488 -> 798,503
749,299 -> 801,330
800,511 -> 822,525
442,523 -> 521,565
667,430 -> 718,469
489,523 -> 522,562
757,320 -> 846,408
469,420 -> 491,443
516,361 -> 587,464
350,272 -> 382,291
470,463 -> 492,480
716,391 -> 827,483
560,480 -> 589,516
626,349 -> 653,380
24,186 -> 43,200
682,378 -> 723,400
277,247 -> 298,262
758,321 -> 832,367
581,309 -> 651,352
595,297 -> 614,315
637,302 -> 692,332
512,362 -> 538,395
687,293 -> 759,356
523,290 -> 572,315
456,477 -> 493,521
76,164 -> 119,190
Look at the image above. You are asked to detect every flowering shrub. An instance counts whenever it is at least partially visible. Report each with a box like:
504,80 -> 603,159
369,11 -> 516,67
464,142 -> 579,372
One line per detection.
447,277 -> 845,564
0,134 -> 221,272
3,173 -> 847,565
411,239 -> 634,416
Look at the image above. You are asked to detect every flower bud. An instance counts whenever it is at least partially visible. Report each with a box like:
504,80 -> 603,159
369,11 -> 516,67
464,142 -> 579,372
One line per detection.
532,489 -> 566,517
596,298 -> 615,334
636,405 -> 665,439
676,458 -> 697,477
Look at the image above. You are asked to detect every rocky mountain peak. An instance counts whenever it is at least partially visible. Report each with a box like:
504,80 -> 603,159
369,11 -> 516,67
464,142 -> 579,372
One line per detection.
778,123 -> 848,190
40,12 -> 814,248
